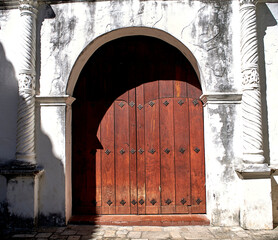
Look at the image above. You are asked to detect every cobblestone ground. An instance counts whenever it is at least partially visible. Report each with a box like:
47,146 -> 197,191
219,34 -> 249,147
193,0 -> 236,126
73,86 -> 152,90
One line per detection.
7,225 -> 278,240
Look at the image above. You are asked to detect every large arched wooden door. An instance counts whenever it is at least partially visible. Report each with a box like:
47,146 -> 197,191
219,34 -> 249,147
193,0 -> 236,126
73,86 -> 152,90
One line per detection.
72,36 -> 205,216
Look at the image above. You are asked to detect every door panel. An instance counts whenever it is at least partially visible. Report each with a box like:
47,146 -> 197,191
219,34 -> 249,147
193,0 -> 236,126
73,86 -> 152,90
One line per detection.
174,97 -> 191,214
129,89 -> 137,214
144,84 -> 160,214
189,97 -> 206,213
160,97 -> 175,214
96,127 -> 102,212
115,99 -> 130,214
101,104 -> 116,214
136,84 -> 146,215
73,81 -> 205,215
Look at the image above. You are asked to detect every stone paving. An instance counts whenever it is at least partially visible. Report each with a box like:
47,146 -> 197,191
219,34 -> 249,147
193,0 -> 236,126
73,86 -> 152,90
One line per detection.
6,225 -> 278,240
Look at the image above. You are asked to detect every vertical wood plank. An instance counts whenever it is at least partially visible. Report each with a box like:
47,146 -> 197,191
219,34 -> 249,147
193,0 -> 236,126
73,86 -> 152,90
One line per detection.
174,98 -> 190,214
189,98 -> 206,213
95,125 -> 102,214
115,92 -> 130,214
101,103 -> 116,214
129,89 -> 137,214
159,80 -> 175,213
160,96 -> 175,214
136,84 -> 146,215
144,81 -> 160,214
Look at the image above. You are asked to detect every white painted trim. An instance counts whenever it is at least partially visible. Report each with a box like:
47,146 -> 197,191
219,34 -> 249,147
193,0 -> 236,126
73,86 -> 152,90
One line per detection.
36,95 -> 76,106
200,92 -> 242,106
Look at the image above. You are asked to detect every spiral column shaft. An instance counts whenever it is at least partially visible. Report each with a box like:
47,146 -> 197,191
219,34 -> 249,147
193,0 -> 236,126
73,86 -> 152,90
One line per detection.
16,0 -> 38,163
240,0 -> 264,164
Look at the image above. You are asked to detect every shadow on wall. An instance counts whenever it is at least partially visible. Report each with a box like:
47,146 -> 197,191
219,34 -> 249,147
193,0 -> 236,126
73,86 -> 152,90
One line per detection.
257,3 -> 276,167
0,43 -> 17,163
0,42 -> 17,235
257,2 -> 278,227
36,107 -> 66,226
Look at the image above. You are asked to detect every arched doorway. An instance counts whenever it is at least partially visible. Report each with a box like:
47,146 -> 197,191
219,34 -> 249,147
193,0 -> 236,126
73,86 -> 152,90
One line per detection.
72,36 -> 205,219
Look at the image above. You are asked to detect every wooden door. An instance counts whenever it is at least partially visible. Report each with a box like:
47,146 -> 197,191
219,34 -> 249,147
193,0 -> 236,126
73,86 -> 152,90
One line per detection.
72,36 -> 206,216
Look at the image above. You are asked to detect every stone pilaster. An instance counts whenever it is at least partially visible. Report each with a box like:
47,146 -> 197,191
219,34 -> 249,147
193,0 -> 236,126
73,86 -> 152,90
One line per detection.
240,0 -> 264,164
16,0 -> 38,163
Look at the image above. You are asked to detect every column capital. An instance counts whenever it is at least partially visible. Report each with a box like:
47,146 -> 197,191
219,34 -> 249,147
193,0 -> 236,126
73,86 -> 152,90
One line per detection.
18,0 -> 38,15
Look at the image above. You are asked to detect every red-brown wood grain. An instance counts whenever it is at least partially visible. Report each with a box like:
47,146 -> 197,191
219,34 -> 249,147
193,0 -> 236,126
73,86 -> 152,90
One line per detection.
115,98 -> 130,214
101,104 -> 116,214
96,126 -> 102,213
144,81 -> 160,214
189,98 -> 206,214
174,98 -> 191,214
160,97 -> 175,214
136,84 -> 146,215
129,89 -> 137,214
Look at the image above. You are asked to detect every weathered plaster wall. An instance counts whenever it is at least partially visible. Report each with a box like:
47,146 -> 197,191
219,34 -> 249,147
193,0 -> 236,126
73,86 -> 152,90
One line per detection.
0,9 -> 19,163
204,103 -> 242,226
39,0 -> 241,96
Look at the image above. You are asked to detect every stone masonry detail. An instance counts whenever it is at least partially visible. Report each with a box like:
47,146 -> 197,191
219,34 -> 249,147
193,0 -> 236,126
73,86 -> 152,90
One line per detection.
16,0 -> 38,163
240,0 -> 264,164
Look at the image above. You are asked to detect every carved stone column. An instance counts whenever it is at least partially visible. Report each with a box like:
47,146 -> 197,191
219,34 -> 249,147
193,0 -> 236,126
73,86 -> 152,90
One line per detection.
16,0 -> 38,163
240,0 -> 264,164
238,0 -> 273,230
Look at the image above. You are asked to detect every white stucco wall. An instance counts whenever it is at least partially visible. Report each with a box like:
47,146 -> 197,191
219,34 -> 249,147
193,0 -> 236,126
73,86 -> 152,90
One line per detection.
39,0 -> 241,96
263,3 -> 278,166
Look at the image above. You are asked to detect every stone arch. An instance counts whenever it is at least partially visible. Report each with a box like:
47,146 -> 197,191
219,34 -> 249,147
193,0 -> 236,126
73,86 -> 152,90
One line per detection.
66,27 -> 204,96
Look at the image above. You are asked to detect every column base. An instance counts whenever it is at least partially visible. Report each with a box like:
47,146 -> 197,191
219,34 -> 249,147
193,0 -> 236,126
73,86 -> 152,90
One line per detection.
243,152 -> 265,164
0,160 -> 44,229
236,163 -> 270,179
236,164 -> 273,229
16,153 -> 36,164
